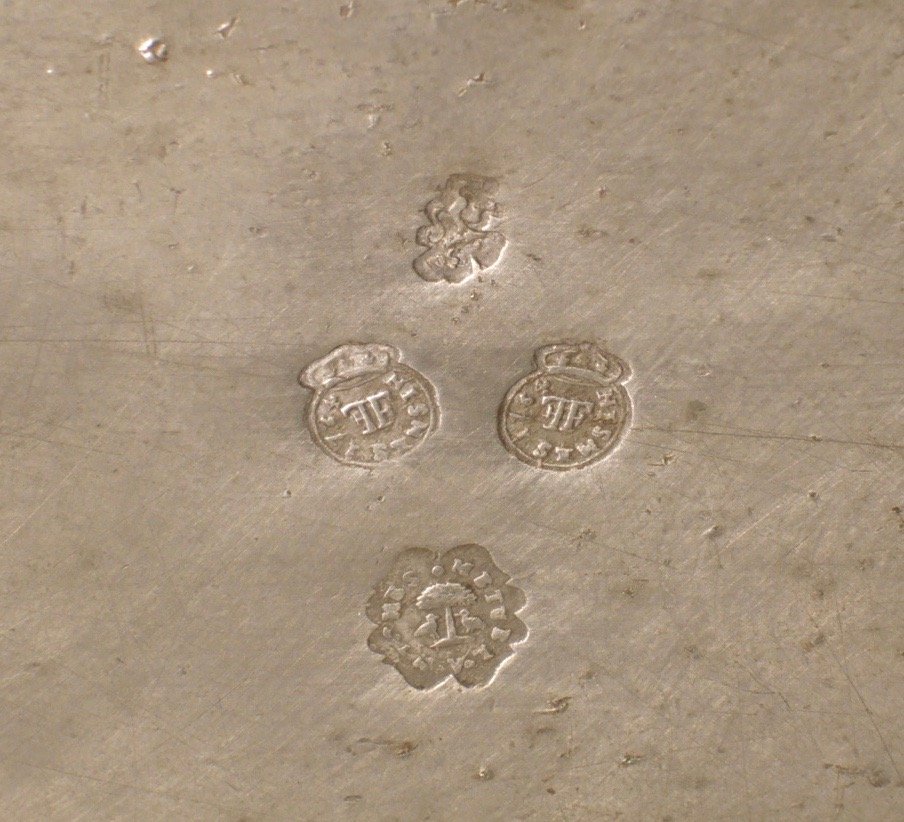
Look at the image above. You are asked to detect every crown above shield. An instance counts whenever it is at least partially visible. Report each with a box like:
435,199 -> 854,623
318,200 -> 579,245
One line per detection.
534,342 -> 628,383
299,343 -> 398,390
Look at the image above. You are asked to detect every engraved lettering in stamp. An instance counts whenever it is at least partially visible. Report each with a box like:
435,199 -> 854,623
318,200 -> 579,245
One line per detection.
366,544 -> 527,689
299,344 -> 439,467
498,342 -> 632,471
413,174 -> 507,284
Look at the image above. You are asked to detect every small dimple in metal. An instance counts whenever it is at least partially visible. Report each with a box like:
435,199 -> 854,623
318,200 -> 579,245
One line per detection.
137,37 -> 168,64
216,17 -> 238,38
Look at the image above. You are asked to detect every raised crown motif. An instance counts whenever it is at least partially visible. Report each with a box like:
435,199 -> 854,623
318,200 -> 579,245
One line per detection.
534,342 -> 627,383
299,343 -> 397,389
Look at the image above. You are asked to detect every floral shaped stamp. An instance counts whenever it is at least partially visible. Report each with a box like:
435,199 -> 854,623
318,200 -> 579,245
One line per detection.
366,544 -> 527,689
413,173 -> 507,284
299,343 -> 439,467
498,342 -> 632,471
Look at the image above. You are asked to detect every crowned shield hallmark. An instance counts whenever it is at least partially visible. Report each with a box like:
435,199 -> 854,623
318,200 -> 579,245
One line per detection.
499,342 -> 632,471
299,343 -> 439,467
367,544 -> 527,689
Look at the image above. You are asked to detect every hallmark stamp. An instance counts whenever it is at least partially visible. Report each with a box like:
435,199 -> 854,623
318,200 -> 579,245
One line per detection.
413,174 -> 507,284
366,544 -> 527,689
498,342 -> 632,471
299,343 -> 439,467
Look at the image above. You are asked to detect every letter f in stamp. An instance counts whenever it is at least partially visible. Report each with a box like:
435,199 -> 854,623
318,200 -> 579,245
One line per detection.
498,342 -> 632,471
299,343 -> 439,467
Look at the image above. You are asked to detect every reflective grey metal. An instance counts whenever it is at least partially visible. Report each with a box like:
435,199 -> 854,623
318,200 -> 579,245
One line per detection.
1,1 -> 902,819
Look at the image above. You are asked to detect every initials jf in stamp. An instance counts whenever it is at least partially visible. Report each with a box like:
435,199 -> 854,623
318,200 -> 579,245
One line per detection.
367,544 -> 527,689
413,174 -> 507,284
299,343 -> 439,467
499,342 -> 632,471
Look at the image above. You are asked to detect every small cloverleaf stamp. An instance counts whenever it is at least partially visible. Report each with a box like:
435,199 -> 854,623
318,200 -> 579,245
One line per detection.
413,174 -> 507,284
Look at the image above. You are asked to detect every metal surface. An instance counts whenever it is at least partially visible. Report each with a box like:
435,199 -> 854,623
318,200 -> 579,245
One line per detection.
1,1 -> 902,819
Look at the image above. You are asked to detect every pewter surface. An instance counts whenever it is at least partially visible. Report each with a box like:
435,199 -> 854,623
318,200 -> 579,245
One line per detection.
366,544 -> 527,690
2,2 -> 902,820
